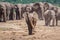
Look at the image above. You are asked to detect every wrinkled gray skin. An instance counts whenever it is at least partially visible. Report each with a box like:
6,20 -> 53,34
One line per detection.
31,3 -> 43,20
55,7 -> 60,26
44,9 -> 56,26
21,4 -> 28,18
43,2 -> 60,26
39,2 -> 44,20
23,3 -> 43,20
14,4 -> 22,20
43,2 -> 54,12
14,4 -> 32,20
44,6 -> 60,26
10,3 -> 15,20
43,6 -> 60,26
4,2 -> 14,20
0,3 -> 6,22
0,2 -> 15,20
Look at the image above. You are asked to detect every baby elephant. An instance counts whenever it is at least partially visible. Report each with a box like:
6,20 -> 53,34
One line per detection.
25,12 -> 38,35
44,9 -> 56,26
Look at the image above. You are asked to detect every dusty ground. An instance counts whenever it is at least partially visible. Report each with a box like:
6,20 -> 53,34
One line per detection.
0,19 -> 60,40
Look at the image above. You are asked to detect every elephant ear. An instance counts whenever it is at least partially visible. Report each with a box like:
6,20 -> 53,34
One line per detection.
14,5 -> 18,9
23,12 -> 28,19
33,11 -> 38,20
44,2 -> 49,10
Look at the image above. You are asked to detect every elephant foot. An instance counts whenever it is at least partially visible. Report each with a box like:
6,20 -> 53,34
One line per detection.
16,18 -> 18,20
56,24 -> 58,26
29,33 -> 35,35
45,23 -> 49,26
9,18 -> 13,20
45,24 -> 48,26
50,25 -> 55,27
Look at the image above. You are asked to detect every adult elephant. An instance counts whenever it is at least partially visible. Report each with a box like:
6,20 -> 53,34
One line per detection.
21,4 -> 29,18
55,7 -> 60,26
9,3 -> 15,20
0,3 -> 6,22
44,5 -> 60,26
39,2 -> 44,20
32,3 -> 43,20
14,4 -> 28,20
4,2 -> 14,20
0,2 -> 15,20
44,7 -> 56,26
14,4 -> 22,20
43,2 -> 54,12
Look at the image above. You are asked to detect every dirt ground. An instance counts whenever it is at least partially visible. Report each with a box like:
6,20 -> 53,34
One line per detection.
0,19 -> 60,40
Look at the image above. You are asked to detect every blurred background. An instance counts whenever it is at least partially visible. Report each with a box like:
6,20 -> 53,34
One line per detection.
0,0 -> 60,6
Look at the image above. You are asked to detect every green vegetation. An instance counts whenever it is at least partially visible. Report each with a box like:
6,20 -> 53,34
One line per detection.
0,0 -> 60,4
0,0 -> 60,6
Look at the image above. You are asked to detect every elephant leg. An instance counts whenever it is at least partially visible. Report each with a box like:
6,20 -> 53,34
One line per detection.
3,13 -> 6,22
46,18 -> 50,26
48,17 -> 52,26
9,9 -> 13,20
1,15 -> 3,21
45,19 -> 47,26
0,15 -> 2,22
38,11 -> 43,20
18,14 -> 20,20
45,17 -> 48,26
19,12 -> 23,19
11,9 -> 14,20
0,17 -> 1,22
13,11 -> 16,20
40,13 -> 43,20
52,19 -> 54,26
38,14 -> 41,20
56,18 -> 58,26
28,25 -> 33,35
21,13 -> 23,18
9,10 -> 12,20
6,13 -> 8,20
16,13 -> 20,20
16,16 -> 19,20
7,10 -> 10,20
16,10 -> 20,20
52,17 -> 55,26
9,13 -> 13,20
21,11 -> 24,18
45,16 -> 51,26
41,14 -> 44,20
16,13 -> 18,20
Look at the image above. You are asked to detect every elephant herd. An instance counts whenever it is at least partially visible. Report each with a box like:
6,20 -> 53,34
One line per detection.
0,2 -> 60,26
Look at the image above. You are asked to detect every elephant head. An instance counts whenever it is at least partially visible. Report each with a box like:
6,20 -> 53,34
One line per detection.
43,2 -> 49,12
32,3 -> 43,20
0,3 -> 6,22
